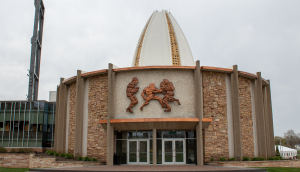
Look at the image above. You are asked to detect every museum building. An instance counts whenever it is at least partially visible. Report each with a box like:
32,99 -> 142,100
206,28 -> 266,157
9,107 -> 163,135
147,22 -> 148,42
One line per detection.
54,10 -> 275,165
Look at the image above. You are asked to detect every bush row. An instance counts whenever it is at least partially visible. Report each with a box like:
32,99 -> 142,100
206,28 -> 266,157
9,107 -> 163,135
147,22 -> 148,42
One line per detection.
0,147 -> 34,153
45,150 -> 74,159
77,156 -> 97,161
268,156 -> 283,160
210,156 -> 283,161
45,150 -> 97,161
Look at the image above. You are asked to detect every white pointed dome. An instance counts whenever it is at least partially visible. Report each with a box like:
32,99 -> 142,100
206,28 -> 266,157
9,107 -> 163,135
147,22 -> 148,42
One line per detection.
132,10 -> 195,67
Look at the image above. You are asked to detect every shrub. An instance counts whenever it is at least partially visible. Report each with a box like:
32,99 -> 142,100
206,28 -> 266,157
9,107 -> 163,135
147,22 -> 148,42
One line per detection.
18,148 -> 33,153
251,157 -> 265,161
274,157 -> 280,160
219,157 -> 226,161
59,153 -> 66,157
24,148 -> 33,153
275,145 -> 280,156
77,156 -> 83,161
279,156 -> 283,160
83,157 -> 92,161
10,148 -> 16,153
210,158 -> 214,161
48,151 -> 54,155
268,157 -> 275,160
228,157 -> 235,161
0,147 -> 7,153
54,152 -> 59,156
243,157 -> 250,161
17,148 -> 25,153
45,150 -> 51,154
65,154 -> 73,159
251,157 -> 260,161
92,158 -> 97,161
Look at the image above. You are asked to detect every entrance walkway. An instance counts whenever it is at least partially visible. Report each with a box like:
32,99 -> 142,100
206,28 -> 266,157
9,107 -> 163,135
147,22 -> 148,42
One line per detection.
29,165 -> 267,172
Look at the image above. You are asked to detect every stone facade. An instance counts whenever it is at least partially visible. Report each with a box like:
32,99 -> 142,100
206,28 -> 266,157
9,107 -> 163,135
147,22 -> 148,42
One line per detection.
0,153 -> 30,168
87,74 -> 108,160
0,153 -> 100,168
29,156 -> 100,168
202,71 -> 228,162
206,160 -> 300,167
238,76 -> 254,158
68,82 -> 77,154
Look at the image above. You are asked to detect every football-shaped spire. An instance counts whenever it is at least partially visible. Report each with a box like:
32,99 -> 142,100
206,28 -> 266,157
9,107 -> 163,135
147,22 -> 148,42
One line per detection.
132,10 -> 195,67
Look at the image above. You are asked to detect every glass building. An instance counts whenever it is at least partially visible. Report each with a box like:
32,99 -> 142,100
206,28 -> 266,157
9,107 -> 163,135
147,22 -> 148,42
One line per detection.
0,101 -> 55,148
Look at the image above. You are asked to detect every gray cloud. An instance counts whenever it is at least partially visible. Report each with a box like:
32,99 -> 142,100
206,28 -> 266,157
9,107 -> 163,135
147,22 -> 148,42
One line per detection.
0,0 -> 299,137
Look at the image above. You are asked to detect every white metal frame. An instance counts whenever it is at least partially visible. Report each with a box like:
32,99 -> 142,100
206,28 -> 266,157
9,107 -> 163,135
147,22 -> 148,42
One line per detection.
162,139 -> 185,165
127,139 -> 149,165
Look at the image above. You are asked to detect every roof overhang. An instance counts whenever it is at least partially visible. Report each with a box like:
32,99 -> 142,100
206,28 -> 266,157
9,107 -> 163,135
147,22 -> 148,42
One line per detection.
99,118 -> 212,131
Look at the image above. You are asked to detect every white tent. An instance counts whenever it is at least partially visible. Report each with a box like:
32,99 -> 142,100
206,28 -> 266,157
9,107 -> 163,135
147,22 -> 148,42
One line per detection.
275,145 -> 297,158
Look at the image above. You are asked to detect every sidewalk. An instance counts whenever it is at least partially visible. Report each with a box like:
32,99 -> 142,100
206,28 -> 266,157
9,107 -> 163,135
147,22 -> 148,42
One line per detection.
29,165 -> 267,172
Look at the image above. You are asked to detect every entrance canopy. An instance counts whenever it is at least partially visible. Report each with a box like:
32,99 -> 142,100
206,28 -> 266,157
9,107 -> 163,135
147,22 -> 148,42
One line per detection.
99,118 -> 212,131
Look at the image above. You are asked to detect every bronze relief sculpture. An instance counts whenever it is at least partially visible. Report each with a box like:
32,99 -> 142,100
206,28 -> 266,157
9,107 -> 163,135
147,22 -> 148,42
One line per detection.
159,79 -> 181,112
140,83 -> 165,111
126,77 -> 139,113
126,77 -> 180,112
140,79 -> 180,112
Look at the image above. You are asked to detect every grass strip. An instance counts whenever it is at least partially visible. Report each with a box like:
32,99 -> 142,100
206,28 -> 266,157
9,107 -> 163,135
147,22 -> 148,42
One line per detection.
0,168 -> 29,172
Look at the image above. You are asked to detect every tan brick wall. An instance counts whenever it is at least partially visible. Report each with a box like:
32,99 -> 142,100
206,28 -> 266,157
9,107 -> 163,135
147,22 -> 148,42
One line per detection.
0,153 -> 30,168
29,156 -> 56,168
202,71 -> 228,162
3,147 -> 54,152
29,156 -> 100,168
68,82 -> 77,154
0,153 -> 100,168
88,75 -> 108,160
238,76 -> 254,158
206,160 -> 300,167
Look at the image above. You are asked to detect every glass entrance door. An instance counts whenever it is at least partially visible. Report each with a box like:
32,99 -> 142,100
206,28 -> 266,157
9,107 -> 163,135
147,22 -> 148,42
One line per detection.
127,140 -> 149,164
163,139 -> 185,164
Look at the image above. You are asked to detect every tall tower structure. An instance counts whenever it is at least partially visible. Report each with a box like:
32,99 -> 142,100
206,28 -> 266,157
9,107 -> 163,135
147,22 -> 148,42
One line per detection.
28,0 -> 45,100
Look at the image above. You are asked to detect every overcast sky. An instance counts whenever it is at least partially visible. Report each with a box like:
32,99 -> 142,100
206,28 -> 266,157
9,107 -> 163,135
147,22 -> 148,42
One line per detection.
0,0 -> 299,137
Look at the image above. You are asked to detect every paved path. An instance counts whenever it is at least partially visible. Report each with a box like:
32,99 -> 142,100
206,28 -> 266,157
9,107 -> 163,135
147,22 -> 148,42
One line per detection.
29,165 -> 266,172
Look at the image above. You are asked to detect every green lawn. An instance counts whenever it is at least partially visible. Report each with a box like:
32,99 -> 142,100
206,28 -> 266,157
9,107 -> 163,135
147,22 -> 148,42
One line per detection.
0,168 -> 29,172
251,167 -> 300,172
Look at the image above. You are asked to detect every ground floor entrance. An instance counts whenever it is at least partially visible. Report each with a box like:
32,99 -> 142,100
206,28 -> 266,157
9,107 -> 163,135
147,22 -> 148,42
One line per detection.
163,139 -> 185,164
128,140 -> 149,164
116,131 -> 196,165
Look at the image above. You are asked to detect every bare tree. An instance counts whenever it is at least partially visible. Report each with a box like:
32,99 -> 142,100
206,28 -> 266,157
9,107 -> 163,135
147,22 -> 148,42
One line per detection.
284,129 -> 300,148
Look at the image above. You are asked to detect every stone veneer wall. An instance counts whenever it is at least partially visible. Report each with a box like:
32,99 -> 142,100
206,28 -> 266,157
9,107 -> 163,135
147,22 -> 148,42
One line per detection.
206,160 -> 300,167
68,82 -> 77,154
0,153 -> 30,168
202,71 -> 228,162
238,76 -> 254,158
0,153 -> 100,168
29,156 -> 100,168
87,75 -> 108,160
